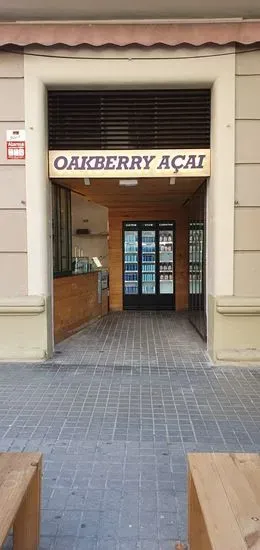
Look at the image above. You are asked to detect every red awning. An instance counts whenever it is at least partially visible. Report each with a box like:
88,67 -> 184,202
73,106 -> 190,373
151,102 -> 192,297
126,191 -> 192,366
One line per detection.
0,21 -> 260,47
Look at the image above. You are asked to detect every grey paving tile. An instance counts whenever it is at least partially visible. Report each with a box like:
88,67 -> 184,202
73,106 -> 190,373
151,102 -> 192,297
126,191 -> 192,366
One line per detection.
158,513 -> 179,540
158,543 -> 180,550
53,537 -> 79,550
81,510 -> 101,537
140,511 -> 158,539
42,510 -> 62,536
158,492 -> 177,513
57,511 -> 83,537
140,490 -> 157,511
76,539 -> 97,550
97,540 -> 117,550
85,490 -> 105,510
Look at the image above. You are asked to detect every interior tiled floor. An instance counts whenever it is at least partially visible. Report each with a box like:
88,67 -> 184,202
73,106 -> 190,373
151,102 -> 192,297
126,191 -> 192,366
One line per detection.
1,312 -> 260,549
52,311 -> 210,368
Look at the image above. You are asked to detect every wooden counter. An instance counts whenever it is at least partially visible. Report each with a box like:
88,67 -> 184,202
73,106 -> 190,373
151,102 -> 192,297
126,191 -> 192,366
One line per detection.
54,272 -> 108,343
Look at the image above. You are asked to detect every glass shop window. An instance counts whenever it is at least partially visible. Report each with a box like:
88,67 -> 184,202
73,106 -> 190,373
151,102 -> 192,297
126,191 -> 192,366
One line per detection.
52,183 -> 72,277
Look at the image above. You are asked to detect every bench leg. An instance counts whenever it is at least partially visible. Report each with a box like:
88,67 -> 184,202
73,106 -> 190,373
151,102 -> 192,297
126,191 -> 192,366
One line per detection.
13,461 -> 41,550
188,468 -> 212,550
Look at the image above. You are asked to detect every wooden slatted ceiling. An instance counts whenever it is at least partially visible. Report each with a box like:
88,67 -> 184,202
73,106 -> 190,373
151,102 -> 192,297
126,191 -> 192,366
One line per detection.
48,89 -> 211,150
56,177 -> 204,208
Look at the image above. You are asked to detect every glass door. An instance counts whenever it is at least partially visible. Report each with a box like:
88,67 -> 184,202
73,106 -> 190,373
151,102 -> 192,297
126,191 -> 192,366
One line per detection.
124,230 -> 138,295
189,223 -> 203,301
123,220 -> 175,310
141,229 -> 156,295
159,229 -> 174,294
188,181 -> 207,340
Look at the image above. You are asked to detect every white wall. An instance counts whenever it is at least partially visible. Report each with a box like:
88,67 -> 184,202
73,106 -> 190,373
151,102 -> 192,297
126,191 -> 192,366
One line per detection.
0,52 -> 27,297
71,193 -> 108,267
234,49 -> 260,297
207,63 -> 235,297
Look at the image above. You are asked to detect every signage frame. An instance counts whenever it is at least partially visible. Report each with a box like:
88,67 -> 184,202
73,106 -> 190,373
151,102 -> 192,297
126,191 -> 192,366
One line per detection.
49,149 -> 211,179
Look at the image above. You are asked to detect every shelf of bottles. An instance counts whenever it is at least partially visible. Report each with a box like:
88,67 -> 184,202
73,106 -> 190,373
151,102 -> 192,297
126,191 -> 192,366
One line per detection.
124,230 -> 138,295
189,225 -> 203,295
141,230 -> 156,294
159,230 -> 174,294
189,223 -> 203,294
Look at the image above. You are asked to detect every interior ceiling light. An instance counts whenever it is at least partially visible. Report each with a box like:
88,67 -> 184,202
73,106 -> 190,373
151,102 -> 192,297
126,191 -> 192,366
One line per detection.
119,179 -> 138,187
169,177 -> 176,185
84,177 -> 91,186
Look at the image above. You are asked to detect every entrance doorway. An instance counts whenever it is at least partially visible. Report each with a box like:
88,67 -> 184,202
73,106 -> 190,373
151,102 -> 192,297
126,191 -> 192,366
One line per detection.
51,175 -> 207,343
49,88 -> 210,345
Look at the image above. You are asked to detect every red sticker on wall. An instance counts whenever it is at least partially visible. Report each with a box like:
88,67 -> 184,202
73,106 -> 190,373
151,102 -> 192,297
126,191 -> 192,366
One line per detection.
6,129 -> 25,160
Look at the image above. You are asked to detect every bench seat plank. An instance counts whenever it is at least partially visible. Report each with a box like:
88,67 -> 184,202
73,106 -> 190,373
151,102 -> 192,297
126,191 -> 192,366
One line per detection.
188,453 -> 249,550
214,454 -> 260,549
188,453 -> 260,550
0,452 -> 42,548
234,454 -> 260,498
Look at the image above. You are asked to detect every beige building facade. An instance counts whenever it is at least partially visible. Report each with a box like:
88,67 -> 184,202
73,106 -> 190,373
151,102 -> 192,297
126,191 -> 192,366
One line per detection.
0,20 -> 260,363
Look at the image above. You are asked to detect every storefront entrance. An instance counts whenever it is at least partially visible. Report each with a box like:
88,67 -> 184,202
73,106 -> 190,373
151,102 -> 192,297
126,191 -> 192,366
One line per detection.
50,175 -> 208,341
49,88 -> 210,344
2,41 -> 238,365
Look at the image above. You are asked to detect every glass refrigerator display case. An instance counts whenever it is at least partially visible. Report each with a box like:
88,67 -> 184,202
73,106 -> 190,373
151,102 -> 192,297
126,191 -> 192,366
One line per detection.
123,221 -> 175,310
124,227 -> 139,296
141,229 -> 156,295
159,229 -> 174,295
189,223 -> 203,297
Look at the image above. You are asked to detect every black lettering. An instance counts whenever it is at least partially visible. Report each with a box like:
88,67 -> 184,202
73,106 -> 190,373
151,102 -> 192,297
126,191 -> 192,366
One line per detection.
53,156 -> 68,170
143,155 -> 156,170
183,155 -> 197,170
196,154 -> 206,169
93,156 -> 106,170
105,156 -> 118,170
129,156 -> 143,170
157,155 -> 170,170
79,156 -> 88,170
171,155 -> 185,173
117,156 -> 130,170
67,156 -> 80,170
85,156 -> 96,170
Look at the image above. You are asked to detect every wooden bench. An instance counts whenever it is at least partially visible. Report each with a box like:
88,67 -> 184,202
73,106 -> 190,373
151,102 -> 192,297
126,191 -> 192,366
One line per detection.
188,453 -> 260,550
0,452 -> 42,550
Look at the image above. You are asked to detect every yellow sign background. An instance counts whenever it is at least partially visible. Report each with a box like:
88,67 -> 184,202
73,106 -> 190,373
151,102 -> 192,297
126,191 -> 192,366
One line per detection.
49,149 -> 211,178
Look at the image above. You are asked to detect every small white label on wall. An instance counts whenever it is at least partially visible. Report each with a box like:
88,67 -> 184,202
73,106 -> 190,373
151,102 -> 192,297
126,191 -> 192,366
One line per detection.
6,129 -> 25,160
